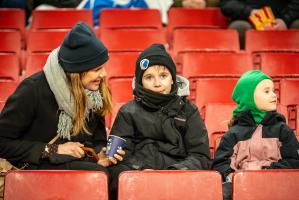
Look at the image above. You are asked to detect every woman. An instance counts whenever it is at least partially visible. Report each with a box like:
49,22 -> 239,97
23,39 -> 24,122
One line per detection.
0,22 -> 124,171
108,44 -> 211,200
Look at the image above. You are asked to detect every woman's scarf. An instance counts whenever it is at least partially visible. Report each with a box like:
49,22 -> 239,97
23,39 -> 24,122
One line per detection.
43,48 -> 103,140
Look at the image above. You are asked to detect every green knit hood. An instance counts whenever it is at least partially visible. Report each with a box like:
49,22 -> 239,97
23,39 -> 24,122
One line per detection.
232,70 -> 272,123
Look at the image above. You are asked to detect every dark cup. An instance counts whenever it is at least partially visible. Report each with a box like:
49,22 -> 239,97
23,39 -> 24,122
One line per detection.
106,135 -> 126,157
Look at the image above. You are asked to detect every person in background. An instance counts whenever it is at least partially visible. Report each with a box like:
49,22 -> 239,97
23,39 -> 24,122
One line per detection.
212,70 -> 299,200
0,22 -> 124,172
108,43 -> 211,200
220,0 -> 299,49
172,0 -> 220,8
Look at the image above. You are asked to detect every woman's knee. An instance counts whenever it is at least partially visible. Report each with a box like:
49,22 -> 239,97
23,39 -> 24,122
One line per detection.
229,20 -> 253,31
290,19 -> 299,29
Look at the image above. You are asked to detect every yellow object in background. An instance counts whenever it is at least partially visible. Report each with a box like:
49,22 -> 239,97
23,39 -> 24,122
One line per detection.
248,7 -> 276,30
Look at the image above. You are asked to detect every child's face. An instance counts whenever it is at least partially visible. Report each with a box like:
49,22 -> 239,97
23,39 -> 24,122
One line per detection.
254,79 -> 277,112
141,65 -> 173,94
81,64 -> 107,91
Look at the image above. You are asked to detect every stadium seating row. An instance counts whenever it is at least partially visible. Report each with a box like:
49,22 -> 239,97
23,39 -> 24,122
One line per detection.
1,28 -> 299,75
0,8 -> 227,37
4,169 -> 299,200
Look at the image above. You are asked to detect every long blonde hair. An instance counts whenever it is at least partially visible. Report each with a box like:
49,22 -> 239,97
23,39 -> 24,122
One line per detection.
65,73 -> 113,136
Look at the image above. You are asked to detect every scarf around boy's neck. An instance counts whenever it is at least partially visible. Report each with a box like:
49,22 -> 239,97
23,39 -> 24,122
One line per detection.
43,48 -> 103,140
133,83 -> 178,111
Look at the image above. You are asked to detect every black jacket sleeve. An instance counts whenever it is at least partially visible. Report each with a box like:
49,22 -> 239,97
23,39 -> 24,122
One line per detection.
280,0 -> 299,26
220,0 -> 253,20
110,107 -> 143,169
267,125 -> 299,169
169,105 -> 211,170
212,130 -> 237,180
0,79 -> 46,164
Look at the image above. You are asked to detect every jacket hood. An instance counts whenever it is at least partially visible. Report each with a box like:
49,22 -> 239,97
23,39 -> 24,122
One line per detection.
132,75 -> 190,97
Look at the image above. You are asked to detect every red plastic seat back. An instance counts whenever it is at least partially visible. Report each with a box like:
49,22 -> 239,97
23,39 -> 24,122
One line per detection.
0,30 -> 21,56
233,170 -> 299,200
25,53 -> 49,77
109,79 -> 133,104
106,52 -> 138,82
4,170 -> 108,200
0,9 -> 25,35
0,101 -> 4,112
195,79 -> 237,110
27,30 -> 68,54
31,9 -> 93,30
258,53 -> 299,78
182,52 -> 253,79
101,29 -> 166,52
168,8 -> 228,42
203,103 -> 235,151
0,81 -> 18,102
100,9 -> 162,30
173,29 -> 239,57
279,79 -> 299,106
0,54 -> 19,82
246,30 -> 299,53
118,170 -> 223,200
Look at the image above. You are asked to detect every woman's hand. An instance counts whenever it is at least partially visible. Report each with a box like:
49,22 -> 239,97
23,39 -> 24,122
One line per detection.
57,142 -> 85,158
97,147 -> 125,167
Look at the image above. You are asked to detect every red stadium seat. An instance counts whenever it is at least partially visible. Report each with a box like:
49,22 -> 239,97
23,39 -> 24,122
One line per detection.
27,30 -> 68,54
276,104 -> 288,122
167,8 -> 228,42
0,101 -> 4,112
107,79 -> 133,129
106,52 -> 138,82
0,54 -> 19,82
100,9 -> 162,30
233,170 -> 299,200
173,29 -> 239,66
100,29 -> 166,52
25,53 -> 49,77
31,9 -> 93,30
118,170 -> 223,200
195,79 -> 237,110
109,79 -> 133,104
246,30 -> 299,53
286,105 -> 299,136
0,30 -> 21,56
173,29 -> 239,55
107,102 -> 125,130
279,80 -> 299,135
280,79 -> 299,106
181,52 -> 253,78
0,9 -> 25,36
4,170 -> 108,200
0,81 -> 18,102
203,103 -> 235,157
258,53 -> 299,78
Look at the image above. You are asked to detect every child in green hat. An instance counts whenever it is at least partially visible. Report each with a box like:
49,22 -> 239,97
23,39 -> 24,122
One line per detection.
212,70 -> 299,200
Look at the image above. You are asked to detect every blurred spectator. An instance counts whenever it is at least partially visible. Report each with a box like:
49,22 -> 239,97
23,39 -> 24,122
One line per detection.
33,0 -> 82,8
220,0 -> 299,49
172,0 -> 206,8
78,0 -> 148,26
145,0 -> 173,24
172,0 -> 220,8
